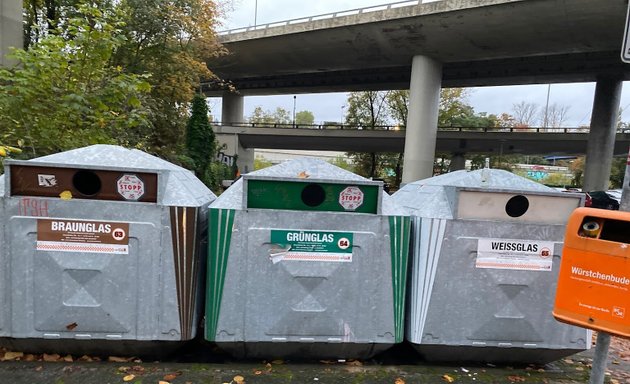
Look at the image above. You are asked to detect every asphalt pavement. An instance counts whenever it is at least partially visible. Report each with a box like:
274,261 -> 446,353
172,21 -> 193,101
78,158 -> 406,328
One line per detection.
1,340 -> 628,384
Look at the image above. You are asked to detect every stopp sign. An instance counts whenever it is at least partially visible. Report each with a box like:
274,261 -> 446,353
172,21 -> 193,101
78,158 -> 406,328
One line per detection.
117,174 -> 145,200
339,186 -> 364,211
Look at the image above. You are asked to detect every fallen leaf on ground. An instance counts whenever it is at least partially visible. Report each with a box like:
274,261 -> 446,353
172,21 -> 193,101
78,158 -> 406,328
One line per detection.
164,373 -> 180,381
43,354 -> 60,362
253,370 -> 262,375
2,351 -> 24,361
507,375 -> 526,382
442,374 -> 455,383
346,360 -> 363,366
23,354 -> 37,362
62,355 -> 73,362
109,356 -> 133,363
345,366 -> 364,374
122,374 -> 135,382
233,375 -> 245,383
159,381 -> 170,384
395,378 -> 406,384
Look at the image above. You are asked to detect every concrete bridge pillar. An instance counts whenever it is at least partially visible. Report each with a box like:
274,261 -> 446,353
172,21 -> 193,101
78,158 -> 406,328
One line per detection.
1,0 -> 23,67
450,153 -> 466,171
221,92 -> 254,174
582,76 -> 623,192
402,55 -> 443,184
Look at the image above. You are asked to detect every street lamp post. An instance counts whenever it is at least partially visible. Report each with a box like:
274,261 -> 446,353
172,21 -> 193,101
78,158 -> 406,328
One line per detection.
254,0 -> 258,26
341,105 -> 346,128
543,84 -> 551,128
293,95 -> 296,128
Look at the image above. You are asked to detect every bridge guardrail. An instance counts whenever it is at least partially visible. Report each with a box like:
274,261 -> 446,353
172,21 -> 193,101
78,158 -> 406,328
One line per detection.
212,121 -> 599,134
218,0 -> 426,36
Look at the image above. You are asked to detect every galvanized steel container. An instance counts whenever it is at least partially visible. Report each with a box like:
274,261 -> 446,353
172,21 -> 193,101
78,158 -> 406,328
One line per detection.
392,169 -> 590,363
205,158 -> 411,359
0,145 -> 214,351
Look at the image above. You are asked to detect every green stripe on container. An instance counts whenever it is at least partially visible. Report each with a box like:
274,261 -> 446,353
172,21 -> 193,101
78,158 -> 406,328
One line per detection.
205,208 -> 236,341
389,215 -> 411,342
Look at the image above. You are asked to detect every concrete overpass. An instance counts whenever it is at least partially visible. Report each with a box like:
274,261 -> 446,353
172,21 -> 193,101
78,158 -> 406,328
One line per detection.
206,0 -> 629,94
206,0 -> 630,189
214,124 -> 630,156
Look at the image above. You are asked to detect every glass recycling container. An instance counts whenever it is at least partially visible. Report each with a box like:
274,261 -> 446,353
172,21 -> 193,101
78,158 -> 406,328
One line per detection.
392,168 -> 590,363
0,145 -> 215,354
205,158 -> 411,359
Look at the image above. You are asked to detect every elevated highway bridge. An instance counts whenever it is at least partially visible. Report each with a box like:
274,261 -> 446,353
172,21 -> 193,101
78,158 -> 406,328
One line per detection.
206,0 -> 630,190
214,123 -> 630,156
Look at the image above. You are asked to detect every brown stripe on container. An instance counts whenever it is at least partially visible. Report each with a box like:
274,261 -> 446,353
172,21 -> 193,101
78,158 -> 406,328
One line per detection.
9,164 -> 158,202
170,206 -> 199,340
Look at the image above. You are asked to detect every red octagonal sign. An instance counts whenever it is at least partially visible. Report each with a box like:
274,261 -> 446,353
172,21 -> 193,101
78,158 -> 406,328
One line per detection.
339,186 -> 364,211
117,174 -> 145,201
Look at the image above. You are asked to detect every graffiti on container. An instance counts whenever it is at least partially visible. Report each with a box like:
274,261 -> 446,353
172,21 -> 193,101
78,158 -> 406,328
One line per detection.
19,197 -> 49,217
216,152 -> 236,167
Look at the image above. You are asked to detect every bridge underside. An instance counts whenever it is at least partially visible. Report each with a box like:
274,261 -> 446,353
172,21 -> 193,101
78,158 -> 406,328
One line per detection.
204,51 -> 629,96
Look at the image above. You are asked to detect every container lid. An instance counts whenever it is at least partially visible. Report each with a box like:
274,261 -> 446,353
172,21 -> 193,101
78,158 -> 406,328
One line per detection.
212,157 -> 407,216
2,144 -> 215,206
393,169 -> 574,219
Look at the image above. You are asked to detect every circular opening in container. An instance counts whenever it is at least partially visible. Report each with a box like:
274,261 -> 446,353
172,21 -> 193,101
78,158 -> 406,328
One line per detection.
301,183 -> 326,207
505,195 -> 529,217
72,170 -> 102,196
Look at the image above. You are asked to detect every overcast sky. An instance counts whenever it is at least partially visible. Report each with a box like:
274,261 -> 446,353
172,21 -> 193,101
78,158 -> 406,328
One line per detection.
209,0 -> 630,126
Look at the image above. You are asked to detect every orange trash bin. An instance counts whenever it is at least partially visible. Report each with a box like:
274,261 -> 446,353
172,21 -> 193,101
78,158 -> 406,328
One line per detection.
553,207 -> 630,338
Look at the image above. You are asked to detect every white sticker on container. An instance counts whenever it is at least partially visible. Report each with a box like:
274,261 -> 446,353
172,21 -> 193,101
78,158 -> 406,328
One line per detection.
476,238 -> 555,271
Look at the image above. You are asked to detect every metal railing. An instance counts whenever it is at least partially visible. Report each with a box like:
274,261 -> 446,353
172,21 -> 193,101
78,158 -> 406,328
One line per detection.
218,0 -> 430,36
212,121 -> 615,134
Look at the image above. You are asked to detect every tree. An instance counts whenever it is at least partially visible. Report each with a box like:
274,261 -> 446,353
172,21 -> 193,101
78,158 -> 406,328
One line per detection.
541,103 -> 570,128
1,3 -> 152,156
16,0 -> 225,162
295,110 -> 315,125
495,113 -> 517,128
609,156 -> 626,188
343,88 -> 499,184
329,156 -> 355,172
439,88 -> 472,126
569,157 -> 585,188
385,90 -> 408,186
111,0 -> 225,161
185,94 -> 217,186
512,101 -> 539,127
345,91 -> 390,178
248,106 -> 292,125
23,0 -> 86,50
254,156 -> 273,170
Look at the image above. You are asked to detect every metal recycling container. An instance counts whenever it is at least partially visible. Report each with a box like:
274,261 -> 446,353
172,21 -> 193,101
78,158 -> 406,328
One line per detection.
205,158 -> 411,359
392,169 -> 590,364
0,145 -> 214,351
